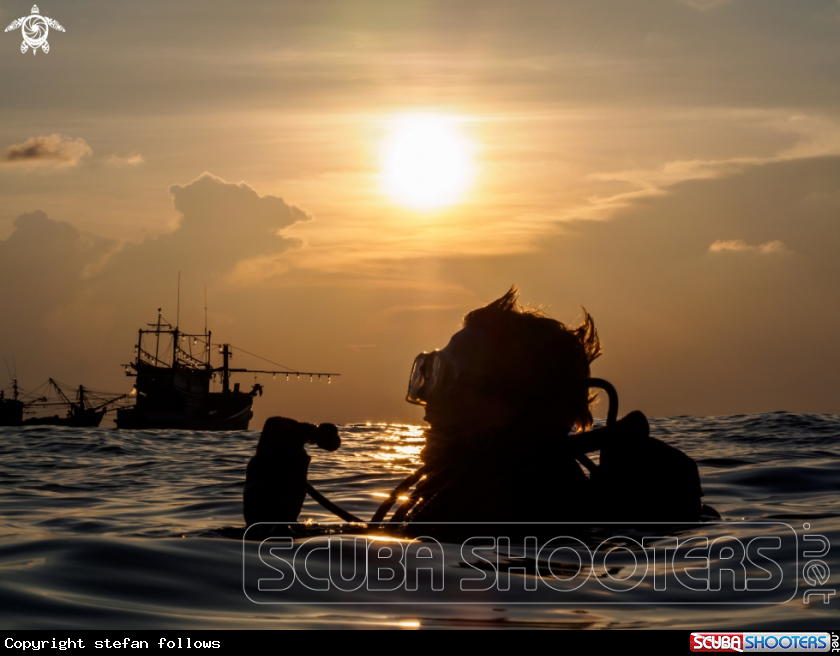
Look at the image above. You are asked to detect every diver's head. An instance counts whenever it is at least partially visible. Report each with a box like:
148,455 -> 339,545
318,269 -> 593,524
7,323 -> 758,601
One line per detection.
406,286 -> 602,434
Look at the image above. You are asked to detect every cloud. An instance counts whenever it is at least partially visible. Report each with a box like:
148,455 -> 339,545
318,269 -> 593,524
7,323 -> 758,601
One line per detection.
1,134 -> 92,169
92,172 -> 313,303
105,152 -> 145,166
170,172 -> 311,231
709,239 -> 787,254
584,113 -> 840,223
0,210 -> 117,352
163,172 -> 312,267
0,174 -> 317,359
0,211 -> 115,270
224,253 -> 293,286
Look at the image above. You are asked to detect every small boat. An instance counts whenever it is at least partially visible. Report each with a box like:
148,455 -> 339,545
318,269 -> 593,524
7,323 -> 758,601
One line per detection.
115,309 -> 338,431
0,378 -> 24,426
21,378 -> 130,427
1,377 -> 129,428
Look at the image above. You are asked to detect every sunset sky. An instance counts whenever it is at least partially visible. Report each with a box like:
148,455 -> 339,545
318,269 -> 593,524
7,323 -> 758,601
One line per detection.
1,0 -> 839,426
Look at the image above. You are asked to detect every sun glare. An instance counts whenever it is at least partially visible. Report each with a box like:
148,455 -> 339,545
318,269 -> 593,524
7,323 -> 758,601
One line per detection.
381,115 -> 476,210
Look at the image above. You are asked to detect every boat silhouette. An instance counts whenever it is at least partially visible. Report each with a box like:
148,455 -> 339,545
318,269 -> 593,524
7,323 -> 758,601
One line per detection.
0,377 -> 24,426
115,309 -> 338,431
1,377 -> 129,427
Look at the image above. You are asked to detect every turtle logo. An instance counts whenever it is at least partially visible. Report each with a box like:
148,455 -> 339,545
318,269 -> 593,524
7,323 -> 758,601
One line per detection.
4,5 -> 65,55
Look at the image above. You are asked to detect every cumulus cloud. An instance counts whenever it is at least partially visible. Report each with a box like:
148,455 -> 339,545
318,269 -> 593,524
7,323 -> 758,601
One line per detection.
163,172 -> 311,267
169,172 -> 310,232
1,134 -> 92,169
0,211 -> 117,351
94,172 -> 312,301
709,239 -> 787,254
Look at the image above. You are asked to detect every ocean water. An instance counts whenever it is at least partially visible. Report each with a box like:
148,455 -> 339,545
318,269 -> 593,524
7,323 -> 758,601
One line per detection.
0,413 -> 838,629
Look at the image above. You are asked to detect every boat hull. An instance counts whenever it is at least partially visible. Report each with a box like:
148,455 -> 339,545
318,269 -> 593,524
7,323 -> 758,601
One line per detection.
115,392 -> 254,431
0,400 -> 24,427
21,409 -> 107,428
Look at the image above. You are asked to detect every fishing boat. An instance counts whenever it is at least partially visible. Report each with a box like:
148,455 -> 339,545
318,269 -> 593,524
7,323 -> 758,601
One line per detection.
0,378 -> 24,426
0,377 -> 129,428
115,309 -> 338,431
22,379 -> 130,427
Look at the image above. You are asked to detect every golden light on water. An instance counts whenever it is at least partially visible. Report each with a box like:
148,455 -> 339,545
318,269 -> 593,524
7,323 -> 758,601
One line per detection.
380,114 -> 476,210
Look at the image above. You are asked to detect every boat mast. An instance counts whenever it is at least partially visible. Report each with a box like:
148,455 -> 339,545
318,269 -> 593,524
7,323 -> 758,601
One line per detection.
4,359 -> 18,402
222,344 -> 230,394
172,326 -> 179,368
50,379 -> 74,412
205,285 -> 210,368
174,274 -> 180,368
154,307 -> 162,366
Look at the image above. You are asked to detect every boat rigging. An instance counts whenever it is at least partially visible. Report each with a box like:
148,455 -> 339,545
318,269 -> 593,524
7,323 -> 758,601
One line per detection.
116,308 -> 339,431
1,377 -> 130,427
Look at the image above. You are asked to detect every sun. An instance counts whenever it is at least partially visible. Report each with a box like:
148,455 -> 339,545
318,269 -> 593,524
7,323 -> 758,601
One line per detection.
380,114 -> 476,210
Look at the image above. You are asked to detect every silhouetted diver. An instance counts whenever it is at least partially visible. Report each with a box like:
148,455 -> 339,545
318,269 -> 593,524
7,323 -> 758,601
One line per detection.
243,287 -> 717,533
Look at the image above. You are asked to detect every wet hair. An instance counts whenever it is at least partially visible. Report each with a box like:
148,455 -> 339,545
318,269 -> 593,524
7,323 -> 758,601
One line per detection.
462,285 -> 602,432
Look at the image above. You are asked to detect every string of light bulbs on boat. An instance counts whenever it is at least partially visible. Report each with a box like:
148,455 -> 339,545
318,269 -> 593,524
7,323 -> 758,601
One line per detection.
130,340 -> 339,384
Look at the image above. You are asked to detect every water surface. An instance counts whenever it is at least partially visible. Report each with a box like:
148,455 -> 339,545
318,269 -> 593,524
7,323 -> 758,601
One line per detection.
0,413 -> 838,628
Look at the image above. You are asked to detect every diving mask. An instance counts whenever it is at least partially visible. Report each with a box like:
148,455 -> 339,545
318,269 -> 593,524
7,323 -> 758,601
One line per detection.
405,349 -> 467,406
